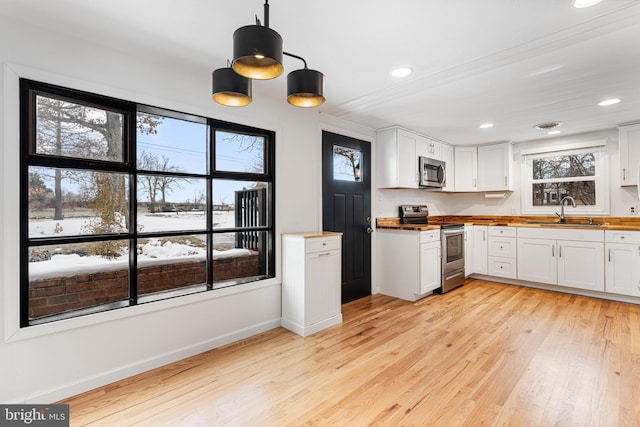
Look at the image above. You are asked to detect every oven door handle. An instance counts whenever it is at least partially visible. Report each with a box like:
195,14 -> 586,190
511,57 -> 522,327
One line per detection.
441,228 -> 464,236
444,271 -> 465,281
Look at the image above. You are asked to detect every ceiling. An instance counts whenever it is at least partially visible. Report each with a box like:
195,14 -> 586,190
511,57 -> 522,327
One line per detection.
2,0 -> 640,145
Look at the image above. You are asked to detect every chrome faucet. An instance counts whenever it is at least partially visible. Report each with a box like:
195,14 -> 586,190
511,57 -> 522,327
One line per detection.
557,196 -> 576,223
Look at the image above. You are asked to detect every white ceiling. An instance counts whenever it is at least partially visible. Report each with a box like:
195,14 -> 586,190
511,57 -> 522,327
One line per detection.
2,0 -> 640,145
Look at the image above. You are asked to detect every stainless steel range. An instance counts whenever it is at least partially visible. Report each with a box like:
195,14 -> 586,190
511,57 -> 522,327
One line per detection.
439,223 -> 465,293
399,205 -> 465,293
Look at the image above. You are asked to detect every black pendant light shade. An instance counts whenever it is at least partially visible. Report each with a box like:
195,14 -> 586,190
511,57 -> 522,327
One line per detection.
212,67 -> 252,107
287,68 -> 325,107
232,25 -> 284,80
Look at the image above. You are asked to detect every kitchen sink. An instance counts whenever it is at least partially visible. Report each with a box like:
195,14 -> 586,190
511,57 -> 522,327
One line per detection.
521,221 -> 602,227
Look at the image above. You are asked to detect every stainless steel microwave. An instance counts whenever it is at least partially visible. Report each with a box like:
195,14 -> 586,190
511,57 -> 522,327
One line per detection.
418,156 -> 446,188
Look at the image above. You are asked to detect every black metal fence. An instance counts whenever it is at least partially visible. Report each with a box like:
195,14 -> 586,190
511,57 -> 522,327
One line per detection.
234,188 -> 267,272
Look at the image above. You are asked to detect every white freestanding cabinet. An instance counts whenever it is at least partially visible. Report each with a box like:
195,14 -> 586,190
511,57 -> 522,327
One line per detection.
477,142 -> 513,191
378,229 -> 441,301
376,127 -> 419,188
454,147 -> 478,192
282,232 -> 343,336
605,230 -> 640,297
473,226 -> 488,274
517,227 -> 605,292
619,123 -> 640,186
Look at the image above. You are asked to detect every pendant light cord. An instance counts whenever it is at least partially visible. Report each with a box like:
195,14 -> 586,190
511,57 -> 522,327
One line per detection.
283,51 -> 308,69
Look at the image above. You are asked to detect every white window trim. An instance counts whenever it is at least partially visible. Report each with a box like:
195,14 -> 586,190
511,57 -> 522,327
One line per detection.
520,142 -> 610,216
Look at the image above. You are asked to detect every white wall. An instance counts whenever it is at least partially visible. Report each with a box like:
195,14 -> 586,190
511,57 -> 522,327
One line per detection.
375,128 -> 639,218
0,16 -> 346,403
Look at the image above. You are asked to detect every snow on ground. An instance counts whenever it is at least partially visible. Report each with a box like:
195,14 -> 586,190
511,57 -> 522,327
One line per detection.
29,210 -> 234,237
28,211 -> 251,280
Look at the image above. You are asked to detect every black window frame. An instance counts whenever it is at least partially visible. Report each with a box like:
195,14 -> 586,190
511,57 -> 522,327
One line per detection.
19,79 -> 276,327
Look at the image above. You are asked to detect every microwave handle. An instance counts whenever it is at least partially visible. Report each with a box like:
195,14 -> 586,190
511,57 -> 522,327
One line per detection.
438,164 -> 446,185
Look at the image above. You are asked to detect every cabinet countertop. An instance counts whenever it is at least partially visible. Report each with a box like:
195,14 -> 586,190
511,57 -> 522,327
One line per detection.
282,231 -> 343,239
376,217 -> 640,231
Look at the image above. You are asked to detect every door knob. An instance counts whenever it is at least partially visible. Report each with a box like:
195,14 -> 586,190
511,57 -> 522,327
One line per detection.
366,227 -> 374,234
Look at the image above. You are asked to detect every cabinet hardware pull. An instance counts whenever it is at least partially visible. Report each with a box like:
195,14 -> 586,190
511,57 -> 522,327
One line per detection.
623,168 -> 626,180
504,176 -> 507,186
483,231 -> 486,240
552,246 -> 554,257
559,245 -> 562,258
319,252 -> 331,257
608,248 -> 611,262
474,178 -> 477,188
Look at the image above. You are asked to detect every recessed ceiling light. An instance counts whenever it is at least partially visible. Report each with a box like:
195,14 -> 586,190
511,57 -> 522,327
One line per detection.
547,130 -> 561,135
598,98 -> 621,106
391,67 -> 412,78
572,0 -> 603,8
479,123 -> 494,129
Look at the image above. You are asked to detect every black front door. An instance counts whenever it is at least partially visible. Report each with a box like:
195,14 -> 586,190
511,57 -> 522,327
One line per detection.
322,131 -> 371,303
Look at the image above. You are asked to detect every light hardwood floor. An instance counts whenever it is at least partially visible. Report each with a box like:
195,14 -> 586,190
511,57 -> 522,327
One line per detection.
60,279 -> 640,426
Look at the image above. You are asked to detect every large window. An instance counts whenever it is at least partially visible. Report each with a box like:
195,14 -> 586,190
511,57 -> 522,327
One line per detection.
521,144 -> 608,215
20,80 -> 275,326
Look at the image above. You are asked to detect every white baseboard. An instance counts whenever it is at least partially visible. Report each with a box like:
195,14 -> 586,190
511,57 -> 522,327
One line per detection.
281,314 -> 343,337
13,318 -> 281,404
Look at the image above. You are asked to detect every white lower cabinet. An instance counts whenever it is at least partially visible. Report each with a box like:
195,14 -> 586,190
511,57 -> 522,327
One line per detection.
487,226 -> 517,279
517,227 -> 604,292
464,226 -> 474,276
605,231 -> 640,297
379,229 -> 441,301
473,226 -> 488,275
282,233 -> 342,337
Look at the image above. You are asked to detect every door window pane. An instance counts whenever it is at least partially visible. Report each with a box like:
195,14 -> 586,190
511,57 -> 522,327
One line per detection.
35,95 -> 124,162
215,131 -> 264,174
137,113 -> 207,175
333,145 -> 361,182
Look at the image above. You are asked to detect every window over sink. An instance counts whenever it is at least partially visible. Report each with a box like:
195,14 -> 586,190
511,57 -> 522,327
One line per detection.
521,143 -> 609,216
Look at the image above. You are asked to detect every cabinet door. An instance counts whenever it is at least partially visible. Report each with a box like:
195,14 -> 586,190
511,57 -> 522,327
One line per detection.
477,143 -> 512,191
619,124 -> 640,186
305,251 -> 341,325
605,243 -> 640,297
464,226 -> 474,276
517,238 -> 556,284
557,240 -> 604,292
376,128 -> 418,188
420,241 -> 441,293
441,144 -> 455,192
473,226 -> 488,274
454,147 -> 478,192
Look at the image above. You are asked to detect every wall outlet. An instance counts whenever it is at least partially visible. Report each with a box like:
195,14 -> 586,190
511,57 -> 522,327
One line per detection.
629,204 -> 639,216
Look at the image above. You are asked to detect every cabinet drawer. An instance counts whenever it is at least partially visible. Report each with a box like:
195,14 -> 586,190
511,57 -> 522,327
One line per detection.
605,230 -> 640,244
488,226 -> 517,238
420,230 -> 440,243
488,237 -> 516,258
306,237 -> 341,253
488,256 -> 517,279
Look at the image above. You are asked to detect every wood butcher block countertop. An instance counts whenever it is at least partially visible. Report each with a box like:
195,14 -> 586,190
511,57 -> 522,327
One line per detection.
376,215 -> 640,231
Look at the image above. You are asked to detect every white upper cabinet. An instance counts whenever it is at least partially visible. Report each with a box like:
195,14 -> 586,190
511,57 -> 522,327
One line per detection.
454,147 -> 478,192
619,123 -> 640,186
376,127 -> 419,189
416,136 -> 442,160
454,143 -> 513,192
477,142 -> 513,191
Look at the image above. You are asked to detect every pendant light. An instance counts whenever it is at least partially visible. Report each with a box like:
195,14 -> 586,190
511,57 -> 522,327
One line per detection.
285,52 -> 325,108
232,1 -> 283,80
212,63 -> 252,107
212,0 -> 326,107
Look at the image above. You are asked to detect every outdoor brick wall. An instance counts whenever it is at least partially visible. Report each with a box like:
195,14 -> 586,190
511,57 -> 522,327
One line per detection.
29,253 -> 259,319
